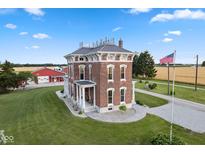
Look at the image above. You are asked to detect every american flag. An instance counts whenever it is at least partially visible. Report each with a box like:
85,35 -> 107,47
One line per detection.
160,52 -> 175,64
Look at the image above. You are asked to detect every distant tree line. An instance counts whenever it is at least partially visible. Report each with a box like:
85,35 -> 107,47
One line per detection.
9,63 -> 67,67
202,61 -> 205,67
156,61 -> 205,67
0,62 -> 67,67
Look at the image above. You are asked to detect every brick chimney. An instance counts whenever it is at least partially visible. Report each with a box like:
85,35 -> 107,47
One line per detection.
118,38 -> 123,48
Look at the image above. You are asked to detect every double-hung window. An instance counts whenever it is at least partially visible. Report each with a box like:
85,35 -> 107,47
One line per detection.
120,87 -> 126,104
120,64 -> 127,81
107,64 -> 114,82
79,65 -> 85,80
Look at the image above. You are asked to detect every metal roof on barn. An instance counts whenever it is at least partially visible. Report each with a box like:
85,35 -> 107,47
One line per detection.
32,68 -> 65,77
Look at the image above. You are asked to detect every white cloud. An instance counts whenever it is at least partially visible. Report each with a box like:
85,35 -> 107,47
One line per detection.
24,8 -> 45,16
168,30 -> 182,36
0,9 -> 16,15
151,9 -> 205,23
128,8 -> 152,15
31,45 -> 40,49
162,38 -> 173,43
32,33 -> 49,39
5,23 -> 17,29
19,32 -> 28,36
112,27 -> 122,32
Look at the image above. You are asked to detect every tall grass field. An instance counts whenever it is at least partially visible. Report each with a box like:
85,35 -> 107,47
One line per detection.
155,67 -> 205,85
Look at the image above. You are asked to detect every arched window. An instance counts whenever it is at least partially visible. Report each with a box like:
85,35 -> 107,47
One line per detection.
107,64 -> 114,82
120,64 -> 127,81
79,65 -> 85,80
120,87 -> 127,104
89,64 -> 92,80
107,88 -> 114,105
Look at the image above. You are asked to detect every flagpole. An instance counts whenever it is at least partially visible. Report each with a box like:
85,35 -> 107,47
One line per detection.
168,63 -> 170,95
170,50 -> 176,144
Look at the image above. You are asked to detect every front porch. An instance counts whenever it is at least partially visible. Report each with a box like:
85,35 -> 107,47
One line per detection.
74,80 -> 96,112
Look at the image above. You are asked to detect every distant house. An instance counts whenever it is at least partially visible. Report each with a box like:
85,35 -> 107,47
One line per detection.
64,39 -> 136,113
32,68 -> 65,84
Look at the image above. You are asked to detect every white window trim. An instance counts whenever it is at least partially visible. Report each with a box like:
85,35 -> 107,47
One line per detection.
79,65 -> 85,80
120,64 -> 127,81
120,87 -> 127,104
68,65 -> 71,78
107,53 -> 116,61
107,64 -> 115,82
107,88 -> 115,106
89,64 -> 92,80
71,64 -> 74,78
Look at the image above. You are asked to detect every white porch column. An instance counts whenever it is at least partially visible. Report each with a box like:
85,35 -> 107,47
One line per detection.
76,84 -> 79,104
132,81 -> 136,103
93,86 -> 96,108
82,87 -> 85,110
79,86 -> 82,108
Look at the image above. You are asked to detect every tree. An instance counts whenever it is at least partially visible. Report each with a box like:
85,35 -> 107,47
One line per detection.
132,54 -> 139,77
0,61 -> 33,93
132,51 -> 157,78
202,61 -> 205,67
1,60 -> 14,73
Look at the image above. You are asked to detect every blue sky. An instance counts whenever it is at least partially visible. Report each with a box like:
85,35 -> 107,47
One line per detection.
0,8 -> 205,64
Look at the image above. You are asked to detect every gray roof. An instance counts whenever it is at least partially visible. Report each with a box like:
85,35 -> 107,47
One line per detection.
75,80 -> 96,85
70,44 -> 133,55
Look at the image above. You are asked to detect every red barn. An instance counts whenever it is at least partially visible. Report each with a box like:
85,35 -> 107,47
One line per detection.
32,68 -> 65,84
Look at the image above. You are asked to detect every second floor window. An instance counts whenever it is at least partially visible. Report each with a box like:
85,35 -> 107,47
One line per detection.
107,64 -> 114,81
108,67 -> 113,80
120,67 -> 125,79
120,64 -> 127,80
79,65 -> 85,80
89,64 -> 92,80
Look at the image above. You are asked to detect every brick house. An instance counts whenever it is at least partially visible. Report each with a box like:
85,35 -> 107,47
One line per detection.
64,39 -> 136,113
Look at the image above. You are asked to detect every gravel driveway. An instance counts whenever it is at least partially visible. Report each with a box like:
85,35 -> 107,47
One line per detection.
136,89 -> 205,133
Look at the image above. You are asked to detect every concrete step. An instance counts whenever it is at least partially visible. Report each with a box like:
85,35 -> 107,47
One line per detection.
84,106 -> 96,113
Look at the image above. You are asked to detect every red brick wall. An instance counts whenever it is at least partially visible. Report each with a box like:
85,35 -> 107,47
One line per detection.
97,62 -> 132,107
71,61 -> 133,108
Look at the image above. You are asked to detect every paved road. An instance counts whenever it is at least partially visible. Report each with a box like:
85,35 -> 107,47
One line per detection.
135,88 -> 205,133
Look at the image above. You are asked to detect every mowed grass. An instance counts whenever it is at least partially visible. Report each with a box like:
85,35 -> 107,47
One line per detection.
0,86 -> 205,145
136,82 -> 205,105
135,92 -> 168,107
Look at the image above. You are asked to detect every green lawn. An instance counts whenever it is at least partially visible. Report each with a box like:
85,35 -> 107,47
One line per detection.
149,79 -> 205,89
135,92 -> 168,107
136,82 -> 205,105
0,86 -> 205,145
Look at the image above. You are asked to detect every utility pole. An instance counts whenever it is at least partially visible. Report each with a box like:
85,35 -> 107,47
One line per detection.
195,54 -> 199,91
168,63 -> 170,95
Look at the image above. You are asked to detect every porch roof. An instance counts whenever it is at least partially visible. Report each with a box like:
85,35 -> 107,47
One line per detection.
75,80 -> 96,87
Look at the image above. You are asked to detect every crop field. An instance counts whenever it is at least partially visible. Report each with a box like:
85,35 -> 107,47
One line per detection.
155,67 -> 205,85
14,66 -> 66,72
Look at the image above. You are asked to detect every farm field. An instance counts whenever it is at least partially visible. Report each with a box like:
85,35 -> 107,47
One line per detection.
136,81 -> 205,105
0,86 -> 205,144
14,66 -> 66,72
155,67 -> 205,85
